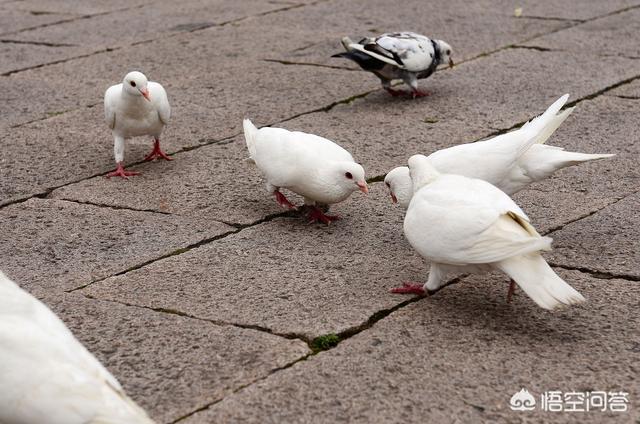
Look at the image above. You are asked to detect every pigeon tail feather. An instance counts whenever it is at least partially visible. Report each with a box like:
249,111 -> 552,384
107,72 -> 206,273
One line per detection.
534,106 -> 574,145
497,254 -> 585,310
340,36 -> 354,51
243,118 -> 258,160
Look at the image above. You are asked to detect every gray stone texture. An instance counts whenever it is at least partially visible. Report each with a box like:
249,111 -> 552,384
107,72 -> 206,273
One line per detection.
41,292 -> 309,423
0,198 -> 231,295
183,270 -> 640,424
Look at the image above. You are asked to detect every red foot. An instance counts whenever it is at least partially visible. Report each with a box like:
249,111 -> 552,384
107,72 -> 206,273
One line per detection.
106,162 -> 140,179
507,279 -> 516,303
144,139 -> 173,161
274,190 -> 297,210
411,89 -> 430,99
391,282 -> 426,295
307,206 -> 340,225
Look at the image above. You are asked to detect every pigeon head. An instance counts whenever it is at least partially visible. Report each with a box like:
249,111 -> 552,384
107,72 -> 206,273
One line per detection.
332,161 -> 368,196
408,154 -> 440,193
434,40 -> 454,68
123,71 -> 151,101
384,166 -> 412,208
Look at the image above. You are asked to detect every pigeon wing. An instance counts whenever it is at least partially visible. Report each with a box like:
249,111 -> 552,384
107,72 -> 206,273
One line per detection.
148,82 -> 171,125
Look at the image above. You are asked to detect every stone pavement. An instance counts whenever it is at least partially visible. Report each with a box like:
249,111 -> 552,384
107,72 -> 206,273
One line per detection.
1,0 -> 639,422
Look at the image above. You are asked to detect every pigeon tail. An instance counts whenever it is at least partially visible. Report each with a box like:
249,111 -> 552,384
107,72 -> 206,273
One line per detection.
497,253 -> 585,310
533,106 -> 574,145
243,118 -> 258,160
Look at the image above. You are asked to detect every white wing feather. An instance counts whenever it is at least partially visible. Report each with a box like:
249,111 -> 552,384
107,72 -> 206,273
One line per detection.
0,272 -> 154,424
148,81 -> 170,125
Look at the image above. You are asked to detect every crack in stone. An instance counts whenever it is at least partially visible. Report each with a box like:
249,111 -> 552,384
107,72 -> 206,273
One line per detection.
548,263 -> 640,282
55,198 -> 174,216
65,210 -> 295,293
0,38 -> 77,47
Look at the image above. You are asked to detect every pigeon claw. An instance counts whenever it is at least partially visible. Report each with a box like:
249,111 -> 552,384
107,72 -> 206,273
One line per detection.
274,190 -> 297,210
144,139 -> 173,161
106,163 -> 140,179
307,207 -> 340,225
391,282 -> 426,296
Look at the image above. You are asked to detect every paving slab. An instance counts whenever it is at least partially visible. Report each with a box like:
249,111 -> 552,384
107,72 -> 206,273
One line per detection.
0,198 -> 231,295
512,96 -> 640,234
80,187 -> 425,340
0,8 -> 76,36
8,0 -> 306,49
0,41 -> 87,76
22,291 -> 308,423
2,0 -> 155,15
521,7 -> 640,58
254,0 -> 569,66
0,100 -> 225,206
183,269 -> 640,424
547,192 -> 640,279
498,0 -> 640,20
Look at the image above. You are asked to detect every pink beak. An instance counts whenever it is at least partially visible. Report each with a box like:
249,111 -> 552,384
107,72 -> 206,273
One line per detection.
140,88 -> 151,101
357,181 -> 369,194
390,192 -> 398,204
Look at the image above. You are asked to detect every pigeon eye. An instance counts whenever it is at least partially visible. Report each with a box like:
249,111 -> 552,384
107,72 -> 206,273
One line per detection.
130,81 -> 136,87
345,172 -> 353,179
385,182 -> 391,188
446,49 -> 451,55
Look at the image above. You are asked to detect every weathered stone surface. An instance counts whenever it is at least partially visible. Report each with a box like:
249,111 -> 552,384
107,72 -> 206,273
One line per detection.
0,100 -> 225,206
0,198 -> 231,294
0,41 -> 88,76
521,8 -> 640,58
512,96 -> 640,234
548,192 -> 640,278
28,292 -> 309,423
3,0 -> 154,15
260,0 -> 569,66
183,269 -> 640,424
608,78 -> 640,98
80,187 -> 423,340
500,0 -> 640,20
8,0 -> 308,48
0,8 -> 75,35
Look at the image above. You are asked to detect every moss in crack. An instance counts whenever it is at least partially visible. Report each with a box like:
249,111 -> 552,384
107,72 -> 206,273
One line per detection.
310,333 -> 341,352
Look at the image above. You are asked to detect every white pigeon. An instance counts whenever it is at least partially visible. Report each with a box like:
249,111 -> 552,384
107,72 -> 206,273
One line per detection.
332,31 -> 453,98
243,119 -> 369,224
384,94 -> 614,207
392,155 -> 586,310
0,271 -> 155,424
104,71 -> 171,179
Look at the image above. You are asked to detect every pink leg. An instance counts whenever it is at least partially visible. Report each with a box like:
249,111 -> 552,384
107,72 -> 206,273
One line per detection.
307,206 -> 340,225
144,138 -> 173,161
274,190 -> 297,210
106,162 -> 140,179
391,282 -> 426,295
411,89 -> 430,98
507,279 -> 516,303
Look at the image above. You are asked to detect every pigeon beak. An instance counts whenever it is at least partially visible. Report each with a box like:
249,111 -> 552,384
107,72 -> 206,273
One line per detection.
448,58 -> 454,68
390,192 -> 398,204
140,88 -> 151,101
357,181 -> 369,194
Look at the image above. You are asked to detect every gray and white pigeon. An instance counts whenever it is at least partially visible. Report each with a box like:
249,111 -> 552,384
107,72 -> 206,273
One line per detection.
243,119 -> 369,224
393,155 -> 586,310
384,94 -> 614,207
104,71 -> 171,179
0,271 -> 155,424
332,32 -> 453,98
